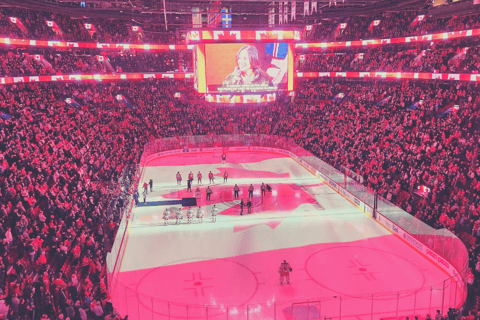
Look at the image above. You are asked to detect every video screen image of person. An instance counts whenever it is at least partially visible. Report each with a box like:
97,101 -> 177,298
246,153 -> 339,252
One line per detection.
222,45 -> 274,90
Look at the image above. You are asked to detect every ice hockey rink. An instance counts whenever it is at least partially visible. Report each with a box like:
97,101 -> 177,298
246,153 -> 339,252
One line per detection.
111,151 -> 462,320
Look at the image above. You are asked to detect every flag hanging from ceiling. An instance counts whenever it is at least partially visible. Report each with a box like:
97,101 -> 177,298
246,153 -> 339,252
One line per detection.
311,1 -> 317,12
291,1 -> 296,20
279,2 -> 284,24
192,7 -> 201,28
304,0 -> 310,16
284,1 -> 288,23
269,2 -> 276,26
222,8 -> 231,28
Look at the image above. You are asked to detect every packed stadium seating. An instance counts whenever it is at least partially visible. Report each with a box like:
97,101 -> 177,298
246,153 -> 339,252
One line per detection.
297,40 -> 480,73
0,4 -> 480,320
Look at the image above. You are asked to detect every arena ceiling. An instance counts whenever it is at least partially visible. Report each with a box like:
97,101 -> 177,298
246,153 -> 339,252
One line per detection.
0,0 -> 427,27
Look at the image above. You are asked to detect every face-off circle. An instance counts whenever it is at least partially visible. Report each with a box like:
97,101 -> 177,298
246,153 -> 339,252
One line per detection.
305,246 -> 426,298
136,258 -> 259,317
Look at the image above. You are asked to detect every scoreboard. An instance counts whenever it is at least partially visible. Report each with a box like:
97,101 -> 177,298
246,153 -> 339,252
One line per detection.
187,29 -> 299,104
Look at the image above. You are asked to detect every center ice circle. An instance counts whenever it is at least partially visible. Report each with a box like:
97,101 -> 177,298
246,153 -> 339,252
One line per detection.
305,246 -> 425,298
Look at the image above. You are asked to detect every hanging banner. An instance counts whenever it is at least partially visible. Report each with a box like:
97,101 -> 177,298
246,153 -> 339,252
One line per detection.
221,8 -> 232,28
279,2 -> 284,24
284,1 -> 289,23
291,1 -> 296,20
192,8 -> 202,28
311,1 -> 317,12
304,1 -> 310,16
269,3 -> 276,26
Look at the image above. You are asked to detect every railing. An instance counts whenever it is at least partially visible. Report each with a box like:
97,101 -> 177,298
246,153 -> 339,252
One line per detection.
108,134 -> 469,320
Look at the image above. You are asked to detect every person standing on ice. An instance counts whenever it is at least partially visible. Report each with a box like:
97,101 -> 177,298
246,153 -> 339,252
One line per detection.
197,171 -> 202,184
247,198 -> 252,214
211,205 -> 219,222
176,172 -> 182,185
195,186 -> 201,199
261,182 -> 266,197
278,260 -> 292,284
240,199 -> 245,215
143,181 -> 148,194
187,207 -> 194,224
222,152 -> 227,164
206,186 -> 212,201
197,207 -> 204,223
209,171 -> 214,184
234,184 -> 239,198
188,171 -> 194,183
163,208 -> 170,226
176,209 -> 183,224
248,184 -> 254,198
223,171 -> 228,183
149,179 -> 153,192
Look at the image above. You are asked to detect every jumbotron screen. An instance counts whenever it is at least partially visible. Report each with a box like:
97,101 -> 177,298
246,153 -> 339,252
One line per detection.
194,43 -> 294,94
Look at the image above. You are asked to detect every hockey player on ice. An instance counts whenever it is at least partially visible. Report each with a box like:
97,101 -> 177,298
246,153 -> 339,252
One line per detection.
163,208 -> 170,226
211,205 -> 219,222
176,172 -> 182,185
197,171 -> 202,184
187,207 -> 194,224
222,152 -> 227,164
188,171 -> 194,182
197,207 -> 204,223
176,209 -> 183,224
209,171 -> 214,184
278,260 -> 292,284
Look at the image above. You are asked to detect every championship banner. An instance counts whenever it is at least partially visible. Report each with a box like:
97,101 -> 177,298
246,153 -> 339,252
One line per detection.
284,1 -> 289,23
279,2 -> 284,24
192,7 -> 201,28
269,3 -> 276,26
291,1 -> 297,20
311,1 -> 317,13
304,0 -> 310,16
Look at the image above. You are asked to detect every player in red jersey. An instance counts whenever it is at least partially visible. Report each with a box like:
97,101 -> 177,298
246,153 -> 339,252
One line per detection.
176,172 -> 182,185
209,171 -> 214,184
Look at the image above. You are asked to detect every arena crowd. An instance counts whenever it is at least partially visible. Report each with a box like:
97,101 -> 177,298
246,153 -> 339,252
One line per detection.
0,4 -> 479,320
